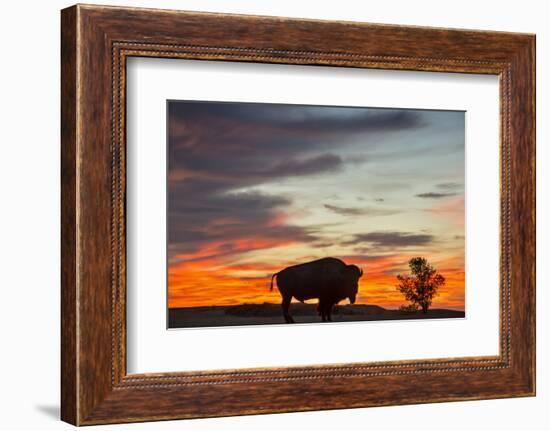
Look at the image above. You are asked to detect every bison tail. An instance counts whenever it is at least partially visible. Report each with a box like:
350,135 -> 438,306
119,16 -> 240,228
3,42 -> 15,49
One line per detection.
270,273 -> 278,291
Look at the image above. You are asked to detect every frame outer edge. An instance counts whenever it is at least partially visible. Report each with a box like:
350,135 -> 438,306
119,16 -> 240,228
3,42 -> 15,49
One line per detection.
527,35 -> 536,396
520,34 -> 536,395
61,5 -> 79,426
503,34 -> 536,396
60,4 -> 536,424
531,34 -> 536,396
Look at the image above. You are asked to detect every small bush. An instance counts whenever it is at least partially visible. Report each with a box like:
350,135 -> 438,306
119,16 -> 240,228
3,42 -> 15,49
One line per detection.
399,304 -> 419,313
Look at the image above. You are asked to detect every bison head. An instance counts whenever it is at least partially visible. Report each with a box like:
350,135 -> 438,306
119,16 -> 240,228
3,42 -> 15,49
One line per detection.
342,264 -> 363,304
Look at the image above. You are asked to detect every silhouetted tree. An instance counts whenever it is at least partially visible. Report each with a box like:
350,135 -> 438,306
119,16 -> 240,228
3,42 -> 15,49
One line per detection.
396,257 -> 445,314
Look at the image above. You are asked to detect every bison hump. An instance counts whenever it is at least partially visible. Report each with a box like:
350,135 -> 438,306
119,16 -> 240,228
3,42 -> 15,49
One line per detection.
287,257 -> 346,271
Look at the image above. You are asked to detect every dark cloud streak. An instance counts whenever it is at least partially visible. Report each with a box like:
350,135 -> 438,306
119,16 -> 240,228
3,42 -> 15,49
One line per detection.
169,101 -> 423,135
167,101 -> 426,262
343,231 -> 434,247
436,182 -> 462,190
324,204 -> 400,217
416,192 -> 458,199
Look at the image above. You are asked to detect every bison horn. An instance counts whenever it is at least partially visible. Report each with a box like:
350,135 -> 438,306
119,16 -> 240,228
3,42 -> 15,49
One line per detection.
359,267 -> 363,277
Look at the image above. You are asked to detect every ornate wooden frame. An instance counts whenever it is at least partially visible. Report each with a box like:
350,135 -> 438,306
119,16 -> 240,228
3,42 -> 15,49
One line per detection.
61,4 -> 535,425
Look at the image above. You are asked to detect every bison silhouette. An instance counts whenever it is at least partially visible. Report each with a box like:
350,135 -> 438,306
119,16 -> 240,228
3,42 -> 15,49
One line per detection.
270,257 -> 363,323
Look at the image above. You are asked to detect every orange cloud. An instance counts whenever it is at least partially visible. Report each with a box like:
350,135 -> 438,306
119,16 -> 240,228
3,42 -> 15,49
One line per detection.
168,251 -> 464,311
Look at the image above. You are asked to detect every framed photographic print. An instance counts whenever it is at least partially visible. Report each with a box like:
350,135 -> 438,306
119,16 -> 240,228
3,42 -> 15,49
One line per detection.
165,100 -> 466,329
61,4 -> 535,425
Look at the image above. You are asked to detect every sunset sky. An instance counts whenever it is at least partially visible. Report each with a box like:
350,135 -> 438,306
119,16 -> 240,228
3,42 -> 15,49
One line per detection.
167,101 -> 465,310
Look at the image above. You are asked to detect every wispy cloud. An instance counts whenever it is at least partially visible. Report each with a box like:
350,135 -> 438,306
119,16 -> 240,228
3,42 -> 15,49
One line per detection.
416,192 -> 458,199
323,204 -> 400,217
343,231 -> 434,247
428,196 -> 465,229
168,102 -> 426,263
436,182 -> 462,190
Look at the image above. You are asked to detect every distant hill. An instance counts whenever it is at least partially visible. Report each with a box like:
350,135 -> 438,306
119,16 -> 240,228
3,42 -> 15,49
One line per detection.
168,303 -> 465,329
223,302 -> 386,317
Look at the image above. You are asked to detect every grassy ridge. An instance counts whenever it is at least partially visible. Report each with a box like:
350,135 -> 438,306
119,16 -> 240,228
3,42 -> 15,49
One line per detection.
168,303 -> 465,328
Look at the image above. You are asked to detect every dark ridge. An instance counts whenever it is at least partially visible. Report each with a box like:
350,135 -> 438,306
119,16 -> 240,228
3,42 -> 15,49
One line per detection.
168,303 -> 465,329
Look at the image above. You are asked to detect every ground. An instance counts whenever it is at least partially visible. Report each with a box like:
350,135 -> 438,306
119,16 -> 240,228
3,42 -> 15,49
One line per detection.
168,303 -> 465,329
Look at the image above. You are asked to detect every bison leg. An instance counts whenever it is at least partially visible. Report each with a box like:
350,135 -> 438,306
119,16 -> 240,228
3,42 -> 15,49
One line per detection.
318,301 -> 334,322
281,296 -> 294,323
318,300 -> 327,322
326,303 -> 333,322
